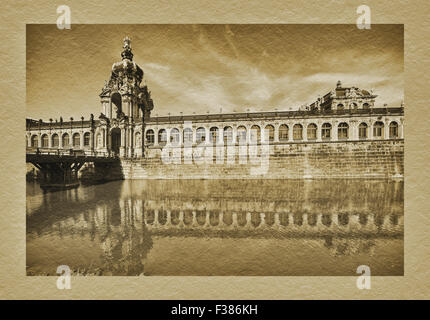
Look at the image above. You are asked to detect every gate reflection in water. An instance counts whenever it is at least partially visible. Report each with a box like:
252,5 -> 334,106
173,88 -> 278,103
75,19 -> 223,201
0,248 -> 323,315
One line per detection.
26,179 -> 403,276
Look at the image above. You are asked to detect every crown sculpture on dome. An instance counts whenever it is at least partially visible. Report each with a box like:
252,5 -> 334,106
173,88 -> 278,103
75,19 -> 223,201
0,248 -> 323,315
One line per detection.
121,36 -> 133,61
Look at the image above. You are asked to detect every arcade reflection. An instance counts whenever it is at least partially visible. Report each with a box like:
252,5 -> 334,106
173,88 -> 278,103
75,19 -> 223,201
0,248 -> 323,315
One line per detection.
26,179 -> 403,276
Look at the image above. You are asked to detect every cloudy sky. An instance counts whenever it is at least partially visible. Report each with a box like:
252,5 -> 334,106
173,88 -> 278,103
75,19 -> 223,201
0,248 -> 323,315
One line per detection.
27,24 -> 403,120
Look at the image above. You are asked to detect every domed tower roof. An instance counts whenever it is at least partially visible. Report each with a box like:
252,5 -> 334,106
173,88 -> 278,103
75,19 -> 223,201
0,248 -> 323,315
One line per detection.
110,37 -> 143,84
99,37 -> 154,120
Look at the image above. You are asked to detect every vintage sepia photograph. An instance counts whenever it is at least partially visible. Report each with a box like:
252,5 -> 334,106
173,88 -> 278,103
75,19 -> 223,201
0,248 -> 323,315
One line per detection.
25,24 -> 404,276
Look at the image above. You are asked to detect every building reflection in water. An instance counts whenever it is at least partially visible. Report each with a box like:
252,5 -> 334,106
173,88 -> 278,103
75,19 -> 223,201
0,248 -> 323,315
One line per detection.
26,179 -> 403,276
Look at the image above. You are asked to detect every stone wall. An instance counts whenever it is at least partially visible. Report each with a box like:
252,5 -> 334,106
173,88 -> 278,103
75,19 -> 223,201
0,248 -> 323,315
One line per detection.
120,140 -> 404,179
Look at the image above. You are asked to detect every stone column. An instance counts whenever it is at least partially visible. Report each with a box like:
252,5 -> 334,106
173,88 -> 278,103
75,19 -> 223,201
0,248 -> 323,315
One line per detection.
274,124 -> 279,143
384,121 -> 389,139
90,130 -> 94,152
316,122 -> 322,142
400,119 -> 404,139
349,120 -> 357,140
80,131 -> 84,149
232,126 -> 237,144
48,133 -> 52,148
128,126 -> 134,158
288,124 -> 293,142
120,126 -> 126,157
59,132 -> 63,149
332,121 -> 338,141
154,127 -> 159,145
303,122 -> 308,142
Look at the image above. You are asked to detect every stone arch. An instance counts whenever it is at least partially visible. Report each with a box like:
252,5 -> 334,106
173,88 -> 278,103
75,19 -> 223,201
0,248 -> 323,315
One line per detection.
51,133 -> 59,147
307,123 -> 317,140
111,92 -> 122,117
72,132 -> 81,147
223,126 -> 233,144
293,123 -> 303,141
389,121 -> 399,138
31,134 -> 38,147
196,127 -> 206,143
110,128 -> 121,154
338,122 -> 349,140
209,126 -> 219,144
250,125 -> 260,143
62,133 -> 70,148
145,129 -> 155,144
358,122 -> 368,139
83,132 -> 91,147
373,121 -> 384,138
264,124 -> 275,142
183,127 -> 193,144
158,128 -> 167,146
237,125 -> 247,143
135,131 -> 142,147
41,133 -> 49,148
279,124 -> 288,141
96,132 -> 102,148
321,123 -> 332,140
170,128 -> 180,145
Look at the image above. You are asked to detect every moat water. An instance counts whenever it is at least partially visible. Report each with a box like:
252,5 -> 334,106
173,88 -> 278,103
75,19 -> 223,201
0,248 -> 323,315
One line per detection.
26,179 -> 403,276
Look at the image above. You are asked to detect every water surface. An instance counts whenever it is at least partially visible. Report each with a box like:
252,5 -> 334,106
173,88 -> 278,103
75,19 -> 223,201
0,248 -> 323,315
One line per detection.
26,179 -> 403,276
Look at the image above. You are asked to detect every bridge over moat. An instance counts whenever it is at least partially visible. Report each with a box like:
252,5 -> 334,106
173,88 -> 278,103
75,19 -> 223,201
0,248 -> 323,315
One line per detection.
26,148 -> 120,191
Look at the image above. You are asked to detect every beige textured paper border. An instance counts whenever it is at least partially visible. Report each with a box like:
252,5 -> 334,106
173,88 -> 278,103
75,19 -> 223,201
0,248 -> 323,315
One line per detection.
1,0 -> 429,299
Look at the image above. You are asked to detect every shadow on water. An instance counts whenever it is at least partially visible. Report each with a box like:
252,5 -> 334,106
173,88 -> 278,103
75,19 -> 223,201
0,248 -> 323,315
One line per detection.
26,179 -> 403,276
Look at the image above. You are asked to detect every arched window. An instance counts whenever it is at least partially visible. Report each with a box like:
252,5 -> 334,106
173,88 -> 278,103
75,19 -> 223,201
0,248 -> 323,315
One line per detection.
111,92 -> 122,117
52,133 -> 59,147
209,127 -> 219,144
183,128 -> 193,144
146,129 -> 154,145
363,103 -> 370,110
135,132 -> 141,147
41,134 -> 49,148
62,133 -> 70,148
279,124 -> 288,141
337,104 -> 344,110
293,124 -> 303,141
73,133 -> 80,147
196,127 -> 206,143
31,135 -> 38,147
264,125 -> 275,142
83,132 -> 90,146
250,125 -> 260,144
389,121 -> 399,138
223,126 -> 233,144
373,121 -> 384,138
170,128 -> 180,144
237,126 -> 247,143
350,102 -> 358,110
322,123 -> 331,140
158,129 -> 167,145
359,123 -> 368,139
338,122 -> 349,140
307,123 -> 317,140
